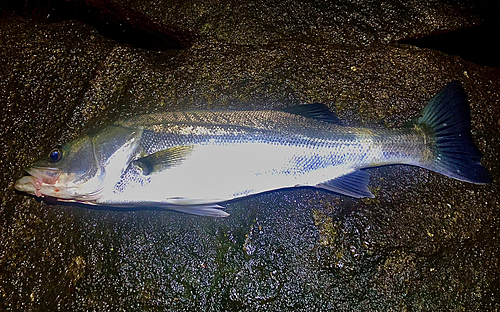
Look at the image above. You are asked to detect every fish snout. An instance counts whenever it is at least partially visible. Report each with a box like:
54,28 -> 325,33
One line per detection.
15,167 -> 62,197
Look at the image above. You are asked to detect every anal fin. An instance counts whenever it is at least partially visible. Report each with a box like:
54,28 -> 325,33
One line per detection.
282,103 -> 342,124
316,170 -> 374,198
165,204 -> 230,217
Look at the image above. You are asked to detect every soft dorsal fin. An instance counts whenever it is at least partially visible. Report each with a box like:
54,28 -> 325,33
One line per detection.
282,103 -> 341,124
316,170 -> 374,198
133,145 -> 195,175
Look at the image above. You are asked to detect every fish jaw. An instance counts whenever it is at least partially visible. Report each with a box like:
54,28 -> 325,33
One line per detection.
15,167 -> 61,198
14,175 -> 44,197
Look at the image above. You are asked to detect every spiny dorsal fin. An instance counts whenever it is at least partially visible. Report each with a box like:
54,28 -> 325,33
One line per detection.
282,103 -> 341,124
134,145 -> 195,175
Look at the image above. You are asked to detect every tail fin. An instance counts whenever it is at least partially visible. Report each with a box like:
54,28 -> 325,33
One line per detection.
418,81 -> 491,184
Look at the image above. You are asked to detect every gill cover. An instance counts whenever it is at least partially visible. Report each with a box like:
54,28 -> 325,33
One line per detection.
89,126 -> 143,187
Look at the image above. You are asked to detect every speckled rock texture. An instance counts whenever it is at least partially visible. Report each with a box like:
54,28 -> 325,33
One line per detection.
1,1 -> 499,310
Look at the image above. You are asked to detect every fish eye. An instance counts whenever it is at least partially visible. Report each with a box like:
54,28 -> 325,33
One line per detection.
49,147 -> 63,163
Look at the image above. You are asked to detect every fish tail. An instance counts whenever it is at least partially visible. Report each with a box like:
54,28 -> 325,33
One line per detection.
417,81 -> 491,184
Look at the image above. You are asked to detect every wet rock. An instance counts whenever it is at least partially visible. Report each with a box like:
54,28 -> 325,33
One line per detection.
1,1 -> 499,311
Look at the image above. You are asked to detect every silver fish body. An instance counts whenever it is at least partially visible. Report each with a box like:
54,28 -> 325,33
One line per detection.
15,82 -> 491,217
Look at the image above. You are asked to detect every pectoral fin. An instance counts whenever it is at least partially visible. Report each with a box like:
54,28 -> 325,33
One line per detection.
317,170 -> 374,198
133,145 -> 195,175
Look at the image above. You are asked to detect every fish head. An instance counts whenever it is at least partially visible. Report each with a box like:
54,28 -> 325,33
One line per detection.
15,126 -> 142,203
14,135 -> 103,202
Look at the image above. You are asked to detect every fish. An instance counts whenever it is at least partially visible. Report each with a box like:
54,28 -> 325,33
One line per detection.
14,81 -> 491,217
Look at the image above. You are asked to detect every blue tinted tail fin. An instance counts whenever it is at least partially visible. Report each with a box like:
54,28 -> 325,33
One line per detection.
418,81 -> 491,184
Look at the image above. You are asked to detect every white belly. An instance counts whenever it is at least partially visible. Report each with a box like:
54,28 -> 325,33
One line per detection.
100,143 -> 348,205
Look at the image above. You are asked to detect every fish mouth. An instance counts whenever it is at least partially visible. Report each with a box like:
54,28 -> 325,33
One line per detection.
14,167 -> 61,197
26,166 -> 61,184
